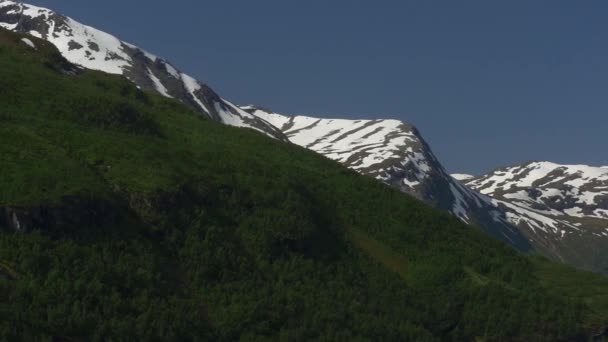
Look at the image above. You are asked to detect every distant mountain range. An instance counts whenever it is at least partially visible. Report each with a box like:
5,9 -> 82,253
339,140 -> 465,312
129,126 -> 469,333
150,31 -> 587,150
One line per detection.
1,0 -> 606,275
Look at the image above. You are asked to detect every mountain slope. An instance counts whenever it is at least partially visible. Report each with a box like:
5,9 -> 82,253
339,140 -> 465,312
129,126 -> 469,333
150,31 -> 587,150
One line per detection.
460,161 -> 608,274
0,0 -> 537,255
0,0 -> 287,141
1,27 -> 608,340
241,106 -> 533,251
5,1 -> 608,278
243,107 -> 608,275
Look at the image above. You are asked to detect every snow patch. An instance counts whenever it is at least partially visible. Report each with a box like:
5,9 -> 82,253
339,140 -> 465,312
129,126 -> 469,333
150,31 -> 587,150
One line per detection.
452,174 -> 474,181
578,191 -> 598,205
595,209 -> 608,218
147,68 -> 171,98
164,62 -> 180,78
449,183 -> 470,221
28,30 -> 41,38
20,37 -> 36,49
180,73 -> 209,114
0,22 -> 17,30
563,207 -> 583,217
123,42 -> 157,61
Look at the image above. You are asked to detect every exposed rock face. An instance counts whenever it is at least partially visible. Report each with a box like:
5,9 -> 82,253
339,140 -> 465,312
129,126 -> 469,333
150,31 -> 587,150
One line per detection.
0,0 -> 287,141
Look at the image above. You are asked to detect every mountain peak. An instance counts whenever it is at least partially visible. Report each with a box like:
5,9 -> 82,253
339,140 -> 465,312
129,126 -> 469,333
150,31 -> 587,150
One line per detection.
241,105 -> 532,251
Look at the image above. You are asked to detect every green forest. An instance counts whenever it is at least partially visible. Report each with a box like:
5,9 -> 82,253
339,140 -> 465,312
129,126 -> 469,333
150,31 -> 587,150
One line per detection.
0,28 -> 607,341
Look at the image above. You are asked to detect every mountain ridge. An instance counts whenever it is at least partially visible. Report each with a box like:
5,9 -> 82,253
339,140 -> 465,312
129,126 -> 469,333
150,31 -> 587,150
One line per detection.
0,0 -> 288,141
241,105 -> 535,252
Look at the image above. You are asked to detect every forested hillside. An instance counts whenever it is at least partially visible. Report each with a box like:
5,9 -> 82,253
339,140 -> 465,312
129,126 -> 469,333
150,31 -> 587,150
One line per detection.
1,28 -> 607,341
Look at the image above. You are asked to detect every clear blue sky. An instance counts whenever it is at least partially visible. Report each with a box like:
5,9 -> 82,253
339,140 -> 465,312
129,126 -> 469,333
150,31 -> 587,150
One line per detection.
28,0 -> 608,174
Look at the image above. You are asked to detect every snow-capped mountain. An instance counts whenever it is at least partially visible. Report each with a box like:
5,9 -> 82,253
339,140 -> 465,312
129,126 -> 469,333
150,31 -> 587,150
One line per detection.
241,106 -> 533,251
0,0 -> 287,141
458,162 -> 608,273
3,1 -> 607,274
0,0 -> 528,249
245,105 -> 608,273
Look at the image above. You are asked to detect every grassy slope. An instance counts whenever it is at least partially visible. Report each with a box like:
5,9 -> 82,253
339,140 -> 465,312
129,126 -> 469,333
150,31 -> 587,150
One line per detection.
0,28 -> 607,341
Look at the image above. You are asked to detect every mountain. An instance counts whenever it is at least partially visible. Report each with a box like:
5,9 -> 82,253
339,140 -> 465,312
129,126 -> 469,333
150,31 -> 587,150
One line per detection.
459,161 -> 608,273
0,1 -> 536,251
6,0 -> 607,275
2,0 -> 607,276
241,106 -> 534,251
0,0 -> 287,141
2,26 -> 608,340
240,107 -> 608,275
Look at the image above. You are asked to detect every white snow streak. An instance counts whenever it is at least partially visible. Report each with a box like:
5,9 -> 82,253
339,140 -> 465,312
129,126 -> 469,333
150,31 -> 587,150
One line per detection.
180,73 -> 210,113
147,68 -> 171,98
20,37 -> 35,49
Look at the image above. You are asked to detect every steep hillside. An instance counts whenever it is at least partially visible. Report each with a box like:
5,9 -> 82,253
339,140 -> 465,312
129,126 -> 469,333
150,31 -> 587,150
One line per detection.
0,0 -> 287,141
1,28 -> 608,340
461,162 -> 608,274
244,105 -> 608,276
242,106 -> 533,251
